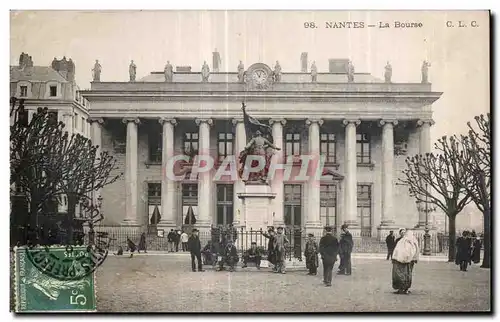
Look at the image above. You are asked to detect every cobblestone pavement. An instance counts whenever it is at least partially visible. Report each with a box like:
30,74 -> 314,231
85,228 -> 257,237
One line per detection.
95,255 -> 490,312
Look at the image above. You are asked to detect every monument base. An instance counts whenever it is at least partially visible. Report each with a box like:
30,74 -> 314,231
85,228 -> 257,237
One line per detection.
238,183 -> 276,231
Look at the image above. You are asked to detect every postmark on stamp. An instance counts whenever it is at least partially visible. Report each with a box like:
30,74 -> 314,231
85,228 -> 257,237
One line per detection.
14,246 -> 96,312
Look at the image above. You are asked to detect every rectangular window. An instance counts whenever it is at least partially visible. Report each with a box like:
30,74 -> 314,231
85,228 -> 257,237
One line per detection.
284,184 -> 302,227
320,184 -> 337,228
148,130 -> 162,163
217,132 -> 233,162
20,86 -> 28,97
148,183 -> 161,198
285,132 -> 301,160
183,132 -> 199,159
81,117 -> 85,132
356,133 -> 371,164
50,86 -> 57,97
320,133 -> 336,164
216,184 -> 234,226
357,184 -> 372,235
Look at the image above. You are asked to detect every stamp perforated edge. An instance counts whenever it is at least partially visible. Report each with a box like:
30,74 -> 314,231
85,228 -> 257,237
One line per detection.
13,246 -> 98,313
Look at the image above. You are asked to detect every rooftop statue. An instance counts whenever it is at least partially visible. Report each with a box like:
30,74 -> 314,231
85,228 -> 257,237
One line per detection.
129,60 -> 136,82
384,61 -> 392,83
164,61 -> 173,82
92,60 -> 102,82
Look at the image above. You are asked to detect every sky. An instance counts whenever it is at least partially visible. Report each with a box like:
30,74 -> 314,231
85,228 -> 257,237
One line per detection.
10,10 -> 490,143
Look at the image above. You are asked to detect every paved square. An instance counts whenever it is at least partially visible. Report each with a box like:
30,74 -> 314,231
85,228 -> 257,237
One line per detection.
95,255 -> 490,312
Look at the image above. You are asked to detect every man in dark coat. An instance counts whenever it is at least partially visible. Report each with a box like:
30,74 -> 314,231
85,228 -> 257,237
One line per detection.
188,229 -> 204,272
338,224 -> 353,275
167,229 -> 176,252
456,231 -> 472,271
261,227 -> 277,271
242,242 -> 262,269
385,231 -> 396,260
319,226 -> 339,287
138,232 -> 147,253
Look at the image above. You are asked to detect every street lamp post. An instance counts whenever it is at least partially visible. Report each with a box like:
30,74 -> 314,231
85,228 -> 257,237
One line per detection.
416,183 -> 436,256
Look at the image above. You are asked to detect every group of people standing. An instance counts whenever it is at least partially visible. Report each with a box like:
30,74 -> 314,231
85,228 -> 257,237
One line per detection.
456,230 -> 482,271
167,229 -> 189,252
261,227 -> 290,274
303,224 -> 354,287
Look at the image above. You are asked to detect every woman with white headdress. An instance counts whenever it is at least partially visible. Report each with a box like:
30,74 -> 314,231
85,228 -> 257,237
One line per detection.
391,228 -> 420,294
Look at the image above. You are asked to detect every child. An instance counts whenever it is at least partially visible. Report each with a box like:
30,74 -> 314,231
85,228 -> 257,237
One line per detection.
304,233 -> 319,275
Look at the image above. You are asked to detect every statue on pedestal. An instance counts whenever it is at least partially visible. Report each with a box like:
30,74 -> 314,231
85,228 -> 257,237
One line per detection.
164,61 -> 173,82
384,61 -> 392,83
129,60 -> 137,82
421,60 -> 431,83
273,61 -> 282,82
237,61 -> 245,83
92,60 -> 102,82
201,61 -> 210,82
311,61 -> 318,83
238,103 -> 280,183
347,60 -> 355,83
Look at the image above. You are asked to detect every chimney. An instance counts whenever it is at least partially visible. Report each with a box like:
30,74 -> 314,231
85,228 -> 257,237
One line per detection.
18,52 -> 33,69
213,49 -> 221,72
300,52 -> 308,72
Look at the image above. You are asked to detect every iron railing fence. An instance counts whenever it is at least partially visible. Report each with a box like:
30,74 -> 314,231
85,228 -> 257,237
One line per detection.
81,225 -> 451,257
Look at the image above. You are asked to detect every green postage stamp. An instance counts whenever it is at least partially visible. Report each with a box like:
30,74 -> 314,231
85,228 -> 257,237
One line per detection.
14,246 -> 97,312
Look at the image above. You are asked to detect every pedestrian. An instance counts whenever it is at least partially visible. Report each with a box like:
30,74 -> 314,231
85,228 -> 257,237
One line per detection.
471,235 -> 482,264
138,232 -> 147,253
181,230 -> 189,251
391,228 -> 419,294
395,229 -> 404,245
273,227 -> 289,274
456,231 -> 472,271
188,229 -> 204,272
167,229 -> 176,252
319,226 -> 339,287
175,229 -> 181,252
224,239 -> 239,272
304,233 -> 319,276
242,242 -> 262,269
386,231 -> 396,260
338,224 -> 353,275
126,237 -> 137,258
261,227 -> 277,271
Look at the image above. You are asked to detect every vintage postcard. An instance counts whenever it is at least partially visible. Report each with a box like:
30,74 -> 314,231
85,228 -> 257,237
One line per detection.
9,10 -> 490,313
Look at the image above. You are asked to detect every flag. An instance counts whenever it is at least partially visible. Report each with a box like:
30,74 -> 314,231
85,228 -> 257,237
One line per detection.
241,102 -> 274,143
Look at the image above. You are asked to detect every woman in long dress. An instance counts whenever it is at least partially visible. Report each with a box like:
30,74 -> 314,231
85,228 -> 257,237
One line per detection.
391,229 -> 420,294
471,236 -> 482,264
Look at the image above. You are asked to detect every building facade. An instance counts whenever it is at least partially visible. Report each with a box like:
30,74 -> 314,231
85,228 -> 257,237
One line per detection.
10,53 -> 91,214
81,57 -> 442,239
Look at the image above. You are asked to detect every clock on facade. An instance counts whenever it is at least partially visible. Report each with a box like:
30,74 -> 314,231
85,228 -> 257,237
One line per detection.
246,63 -> 274,90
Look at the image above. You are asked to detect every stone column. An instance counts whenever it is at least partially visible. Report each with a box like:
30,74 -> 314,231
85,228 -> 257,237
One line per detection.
195,118 -> 213,228
416,119 -> 435,227
122,118 -> 140,225
269,118 -> 286,227
88,118 -> 104,155
232,118 -> 246,227
379,119 -> 398,226
305,118 -> 324,232
342,119 -> 361,230
159,117 -> 177,227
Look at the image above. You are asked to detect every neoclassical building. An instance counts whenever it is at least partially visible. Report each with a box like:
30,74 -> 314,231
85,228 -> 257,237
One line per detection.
81,56 -> 442,239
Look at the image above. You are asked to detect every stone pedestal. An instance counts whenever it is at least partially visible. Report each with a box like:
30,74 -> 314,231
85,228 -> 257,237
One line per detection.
237,183 -> 276,248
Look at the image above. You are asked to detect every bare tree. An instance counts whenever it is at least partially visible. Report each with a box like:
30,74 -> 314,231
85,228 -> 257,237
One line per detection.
456,114 -> 490,268
59,133 -> 122,243
10,97 -> 122,245
400,136 -> 472,262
